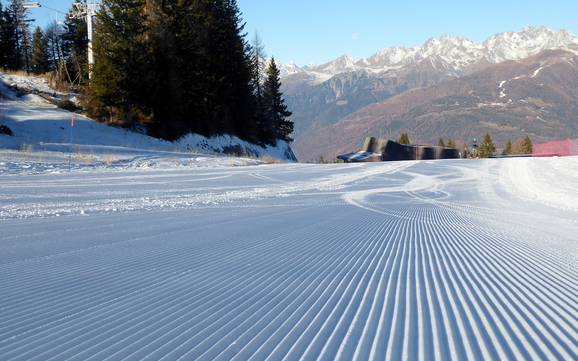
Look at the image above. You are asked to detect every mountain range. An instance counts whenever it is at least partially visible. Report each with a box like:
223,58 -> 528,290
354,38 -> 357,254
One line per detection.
280,27 -> 578,160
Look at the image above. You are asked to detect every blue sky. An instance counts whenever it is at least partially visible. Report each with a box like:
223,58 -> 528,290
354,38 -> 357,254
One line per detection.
20,0 -> 578,65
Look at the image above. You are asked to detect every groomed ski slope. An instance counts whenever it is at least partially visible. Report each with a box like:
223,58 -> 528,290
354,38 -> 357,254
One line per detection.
0,156 -> 577,361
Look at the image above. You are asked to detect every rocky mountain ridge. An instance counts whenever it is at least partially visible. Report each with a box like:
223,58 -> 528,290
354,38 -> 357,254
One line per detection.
281,27 -> 578,80
280,27 -> 578,161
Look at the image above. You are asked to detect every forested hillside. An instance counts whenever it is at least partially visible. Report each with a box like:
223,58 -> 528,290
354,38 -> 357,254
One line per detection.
88,0 -> 293,145
0,0 -> 294,147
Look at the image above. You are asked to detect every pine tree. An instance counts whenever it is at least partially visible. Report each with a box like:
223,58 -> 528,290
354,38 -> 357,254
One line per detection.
212,0 -> 258,141
521,136 -> 533,154
503,140 -> 512,155
249,32 -> 267,140
88,0 -> 150,126
62,1 -> 89,84
250,32 -> 266,104
478,133 -> 496,158
145,0 -> 199,138
0,2 -> 18,70
438,138 -> 446,147
262,57 -> 293,144
31,26 -> 49,74
44,21 -> 64,74
146,0 -> 258,141
21,27 -> 31,72
0,2 -> 5,68
146,0 -> 235,139
7,0 -> 32,72
398,133 -> 410,145
86,0 -> 276,146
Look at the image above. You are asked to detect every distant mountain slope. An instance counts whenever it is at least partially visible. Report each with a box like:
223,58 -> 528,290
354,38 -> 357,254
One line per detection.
295,50 -> 578,160
281,27 -> 578,160
283,60 -> 455,140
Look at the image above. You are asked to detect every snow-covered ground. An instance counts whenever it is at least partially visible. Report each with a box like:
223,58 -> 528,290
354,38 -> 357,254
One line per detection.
0,156 -> 577,360
0,73 -> 297,162
0,73 -> 76,102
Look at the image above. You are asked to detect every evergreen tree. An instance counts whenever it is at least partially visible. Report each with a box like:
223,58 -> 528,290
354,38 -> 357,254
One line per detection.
398,133 -> 410,145
21,27 -> 31,72
438,138 -> 446,147
44,21 -> 64,74
0,2 -> 18,69
7,0 -> 32,72
262,57 -> 293,143
87,0 -> 275,145
447,139 -> 456,148
250,32 -> 266,104
0,2 -> 5,67
147,0 -> 259,141
146,0 -> 229,139
88,0 -> 150,126
145,0 -> 195,138
30,26 -> 49,74
478,133 -> 496,158
249,32 -> 266,140
521,136 -> 533,154
503,140 -> 513,155
61,1 -> 89,84
211,0 -> 258,141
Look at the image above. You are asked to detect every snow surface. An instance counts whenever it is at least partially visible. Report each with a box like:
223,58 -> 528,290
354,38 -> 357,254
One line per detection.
0,73 -> 70,99
0,157 -> 577,360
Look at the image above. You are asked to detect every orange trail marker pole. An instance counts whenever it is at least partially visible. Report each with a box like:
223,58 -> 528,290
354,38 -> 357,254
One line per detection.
69,114 -> 75,172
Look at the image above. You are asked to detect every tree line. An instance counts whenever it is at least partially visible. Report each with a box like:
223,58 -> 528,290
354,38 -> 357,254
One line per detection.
0,0 -> 88,84
396,132 -> 533,158
1,0 -> 293,146
87,0 -> 293,145
0,0 -> 31,72
398,133 -> 457,149
474,134 -> 532,158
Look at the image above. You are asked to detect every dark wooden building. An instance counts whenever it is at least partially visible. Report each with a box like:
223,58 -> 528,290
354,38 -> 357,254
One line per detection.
338,137 -> 460,162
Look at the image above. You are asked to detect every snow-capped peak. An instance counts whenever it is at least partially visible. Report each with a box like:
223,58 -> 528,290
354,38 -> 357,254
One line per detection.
361,46 -> 420,68
311,55 -> 358,74
282,27 -> 578,80
422,35 -> 478,56
279,61 -> 302,77
483,26 -> 578,63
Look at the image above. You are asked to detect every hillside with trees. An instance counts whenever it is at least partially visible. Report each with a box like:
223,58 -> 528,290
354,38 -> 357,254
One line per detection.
0,0 -> 293,148
86,0 -> 292,146
1,0 -> 91,84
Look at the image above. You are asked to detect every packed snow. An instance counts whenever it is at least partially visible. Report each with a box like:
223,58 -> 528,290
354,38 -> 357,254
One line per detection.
0,156 -> 577,360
